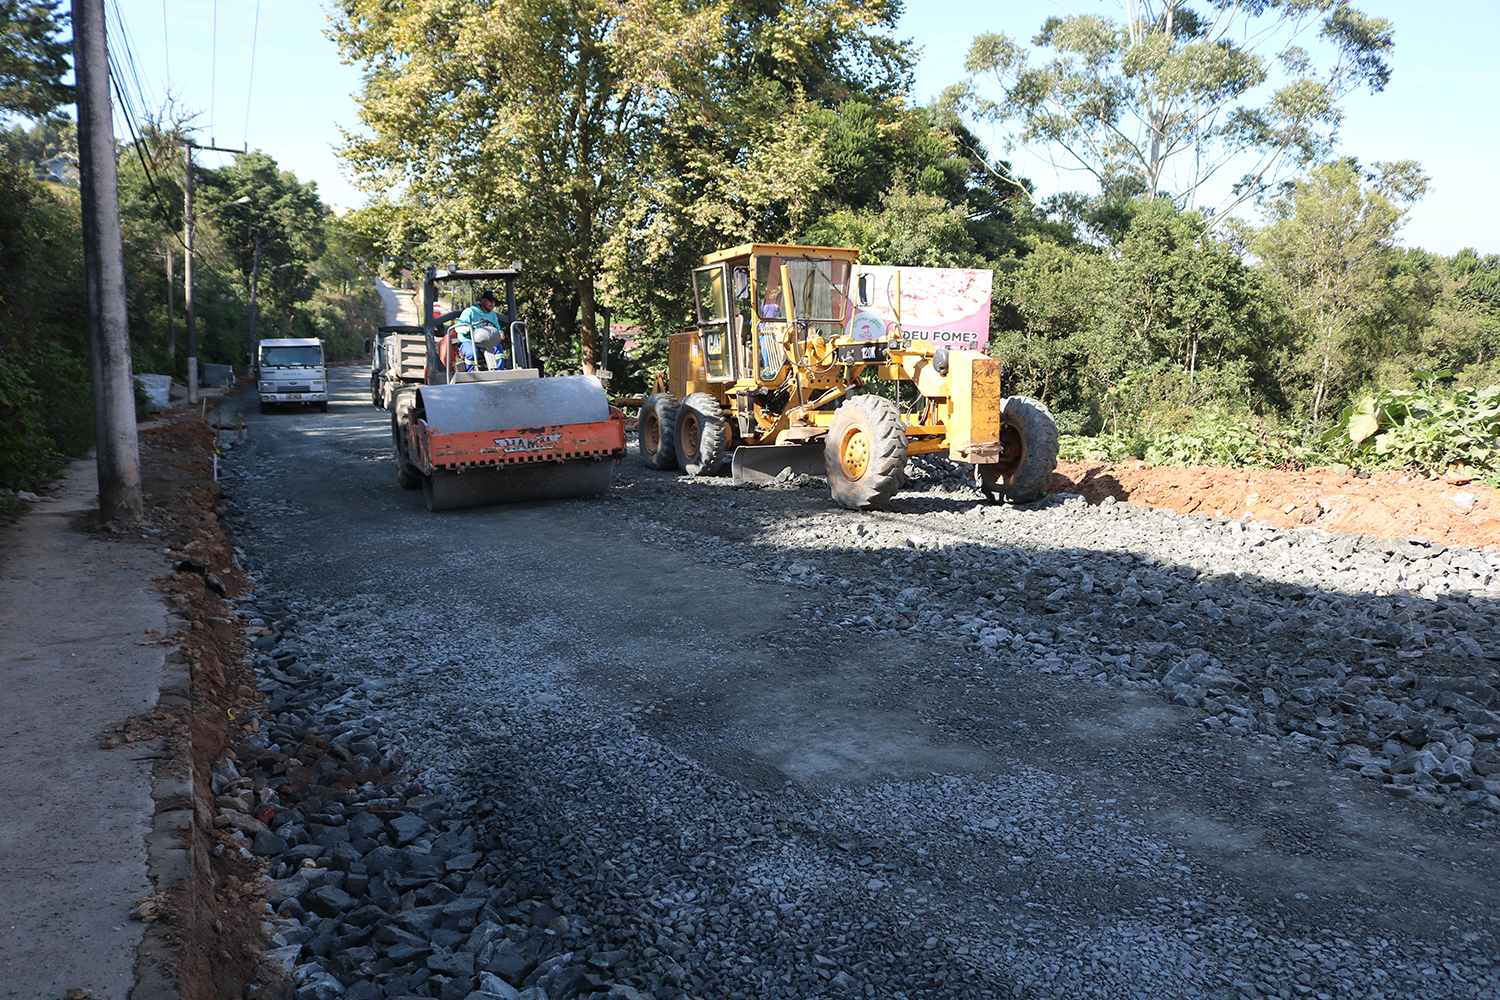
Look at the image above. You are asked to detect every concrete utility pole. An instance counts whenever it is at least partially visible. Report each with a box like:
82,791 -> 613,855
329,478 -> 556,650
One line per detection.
182,143 -> 249,403
165,243 -> 175,357
247,231 -> 260,374
183,145 -> 197,403
72,0 -> 142,521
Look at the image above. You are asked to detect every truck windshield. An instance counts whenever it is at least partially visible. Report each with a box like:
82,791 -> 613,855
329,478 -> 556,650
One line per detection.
261,346 -> 322,367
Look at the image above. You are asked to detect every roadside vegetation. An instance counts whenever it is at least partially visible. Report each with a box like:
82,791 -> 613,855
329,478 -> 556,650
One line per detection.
0,0 -> 380,490
332,0 -> 1497,484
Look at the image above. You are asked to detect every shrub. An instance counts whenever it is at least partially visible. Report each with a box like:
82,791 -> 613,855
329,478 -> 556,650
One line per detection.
1322,373 -> 1500,481
0,354 -> 56,489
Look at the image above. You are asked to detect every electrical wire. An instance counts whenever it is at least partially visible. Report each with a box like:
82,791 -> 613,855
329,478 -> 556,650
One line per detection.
209,0 -> 217,143
161,0 -> 170,86
242,0 -> 260,148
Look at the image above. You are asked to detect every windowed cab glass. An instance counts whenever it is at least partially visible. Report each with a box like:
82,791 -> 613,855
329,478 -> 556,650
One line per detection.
685,243 -> 856,387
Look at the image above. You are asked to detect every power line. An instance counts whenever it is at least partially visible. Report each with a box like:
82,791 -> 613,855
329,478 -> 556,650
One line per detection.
161,0 -> 170,85
209,0 -> 217,143
242,0 -> 260,148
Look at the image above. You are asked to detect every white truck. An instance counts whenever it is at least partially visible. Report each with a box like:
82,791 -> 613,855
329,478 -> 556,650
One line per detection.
257,338 -> 328,413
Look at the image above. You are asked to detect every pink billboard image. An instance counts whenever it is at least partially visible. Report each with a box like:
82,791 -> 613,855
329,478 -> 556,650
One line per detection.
846,266 -> 993,354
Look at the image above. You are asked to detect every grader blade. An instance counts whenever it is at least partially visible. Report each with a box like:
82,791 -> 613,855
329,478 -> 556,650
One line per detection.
730,443 -> 827,482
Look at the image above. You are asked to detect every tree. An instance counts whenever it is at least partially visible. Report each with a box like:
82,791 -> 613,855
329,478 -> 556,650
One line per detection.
1251,157 -> 1428,423
0,0 -> 71,118
807,189 -> 980,268
198,151 -> 327,323
333,0 -> 912,372
959,0 -> 1394,219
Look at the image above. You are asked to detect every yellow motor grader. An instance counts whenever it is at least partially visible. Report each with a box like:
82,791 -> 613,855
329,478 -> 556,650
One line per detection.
637,243 -> 1058,510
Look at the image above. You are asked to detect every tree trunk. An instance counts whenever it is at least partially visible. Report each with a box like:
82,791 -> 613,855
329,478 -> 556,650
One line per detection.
578,274 -> 598,376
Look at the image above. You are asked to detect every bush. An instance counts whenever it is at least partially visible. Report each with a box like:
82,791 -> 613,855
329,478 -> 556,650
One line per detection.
1321,374 -> 1500,481
0,354 -> 57,489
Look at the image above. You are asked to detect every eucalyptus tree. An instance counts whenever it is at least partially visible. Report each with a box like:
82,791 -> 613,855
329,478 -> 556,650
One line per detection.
958,0 -> 1395,220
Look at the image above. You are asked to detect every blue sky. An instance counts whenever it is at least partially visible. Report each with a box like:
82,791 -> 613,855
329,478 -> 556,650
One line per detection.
108,0 -> 1497,255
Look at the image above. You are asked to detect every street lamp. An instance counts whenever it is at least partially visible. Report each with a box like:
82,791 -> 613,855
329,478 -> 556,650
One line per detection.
183,181 -> 251,404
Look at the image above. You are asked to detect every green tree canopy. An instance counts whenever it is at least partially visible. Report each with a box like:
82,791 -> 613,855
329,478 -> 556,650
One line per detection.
0,0 -> 71,118
958,0 -> 1394,219
1251,157 -> 1428,422
333,0 -> 912,371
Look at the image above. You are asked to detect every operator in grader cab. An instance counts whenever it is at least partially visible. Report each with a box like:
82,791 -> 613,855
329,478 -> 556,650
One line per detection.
453,289 -> 508,370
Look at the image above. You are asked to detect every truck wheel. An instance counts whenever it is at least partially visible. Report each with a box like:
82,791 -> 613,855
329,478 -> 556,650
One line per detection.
824,395 -> 907,509
639,393 -> 679,471
259,400 -> 271,414
674,392 -> 726,476
318,401 -> 329,413
392,398 -> 422,490
980,395 -> 1059,504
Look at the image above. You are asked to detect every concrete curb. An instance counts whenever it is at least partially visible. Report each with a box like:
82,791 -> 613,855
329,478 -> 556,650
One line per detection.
133,644 -> 195,1000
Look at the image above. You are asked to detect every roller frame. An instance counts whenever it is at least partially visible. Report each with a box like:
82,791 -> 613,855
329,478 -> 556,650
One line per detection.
400,374 -> 627,510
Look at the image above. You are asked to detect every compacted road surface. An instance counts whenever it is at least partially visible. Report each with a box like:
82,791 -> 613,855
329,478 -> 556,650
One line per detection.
216,365 -> 1500,1000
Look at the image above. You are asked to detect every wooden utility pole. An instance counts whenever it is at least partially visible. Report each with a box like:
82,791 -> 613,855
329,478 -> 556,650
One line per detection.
72,0 -> 142,521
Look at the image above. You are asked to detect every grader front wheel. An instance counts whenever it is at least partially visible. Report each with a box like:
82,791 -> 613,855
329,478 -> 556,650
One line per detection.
979,395 -> 1058,504
824,395 -> 907,509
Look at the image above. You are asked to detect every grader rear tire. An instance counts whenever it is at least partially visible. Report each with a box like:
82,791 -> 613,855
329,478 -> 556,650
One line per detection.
639,393 -> 679,470
824,395 -> 907,510
674,392 -> 727,476
980,395 -> 1058,504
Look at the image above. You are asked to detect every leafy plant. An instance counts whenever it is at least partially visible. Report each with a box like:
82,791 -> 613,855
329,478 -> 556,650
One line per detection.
1322,375 -> 1500,477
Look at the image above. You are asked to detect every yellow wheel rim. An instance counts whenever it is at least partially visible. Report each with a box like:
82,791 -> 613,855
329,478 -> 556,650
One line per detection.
643,415 -> 660,454
839,427 -> 870,481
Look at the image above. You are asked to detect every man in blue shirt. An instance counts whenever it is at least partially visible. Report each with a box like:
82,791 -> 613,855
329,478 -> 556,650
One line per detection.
454,290 -> 507,369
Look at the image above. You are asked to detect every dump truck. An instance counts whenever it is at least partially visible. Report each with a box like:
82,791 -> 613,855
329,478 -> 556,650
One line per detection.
638,243 -> 1058,509
387,265 -> 627,511
258,337 -> 327,413
370,324 -> 425,410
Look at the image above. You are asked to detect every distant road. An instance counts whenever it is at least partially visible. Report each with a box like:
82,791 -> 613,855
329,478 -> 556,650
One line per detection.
374,278 -> 421,326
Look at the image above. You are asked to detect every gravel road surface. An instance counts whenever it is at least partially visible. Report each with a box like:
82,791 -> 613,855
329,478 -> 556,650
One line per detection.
217,366 -> 1499,1000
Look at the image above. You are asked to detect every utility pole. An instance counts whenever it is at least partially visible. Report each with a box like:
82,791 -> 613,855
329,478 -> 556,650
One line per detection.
72,0 -> 142,521
183,143 -> 197,402
182,140 -> 247,404
165,243 -> 175,357
247,231 -> 260,374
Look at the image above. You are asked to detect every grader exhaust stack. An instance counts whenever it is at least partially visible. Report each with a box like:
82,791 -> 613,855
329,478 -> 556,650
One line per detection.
638,243 -> 1057,509
383,264 -> 625,511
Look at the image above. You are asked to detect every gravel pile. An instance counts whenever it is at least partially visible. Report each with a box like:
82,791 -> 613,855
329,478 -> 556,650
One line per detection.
220,418 -> 1500,1000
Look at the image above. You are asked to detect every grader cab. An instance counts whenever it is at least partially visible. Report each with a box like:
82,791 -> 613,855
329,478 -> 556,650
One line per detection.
638,243 -> 1057,509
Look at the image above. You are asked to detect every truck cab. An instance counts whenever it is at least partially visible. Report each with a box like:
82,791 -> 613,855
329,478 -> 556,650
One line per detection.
258,338 -> 328,413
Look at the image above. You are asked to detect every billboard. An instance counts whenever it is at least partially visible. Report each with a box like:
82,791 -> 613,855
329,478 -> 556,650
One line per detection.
846,266 -> 993,354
